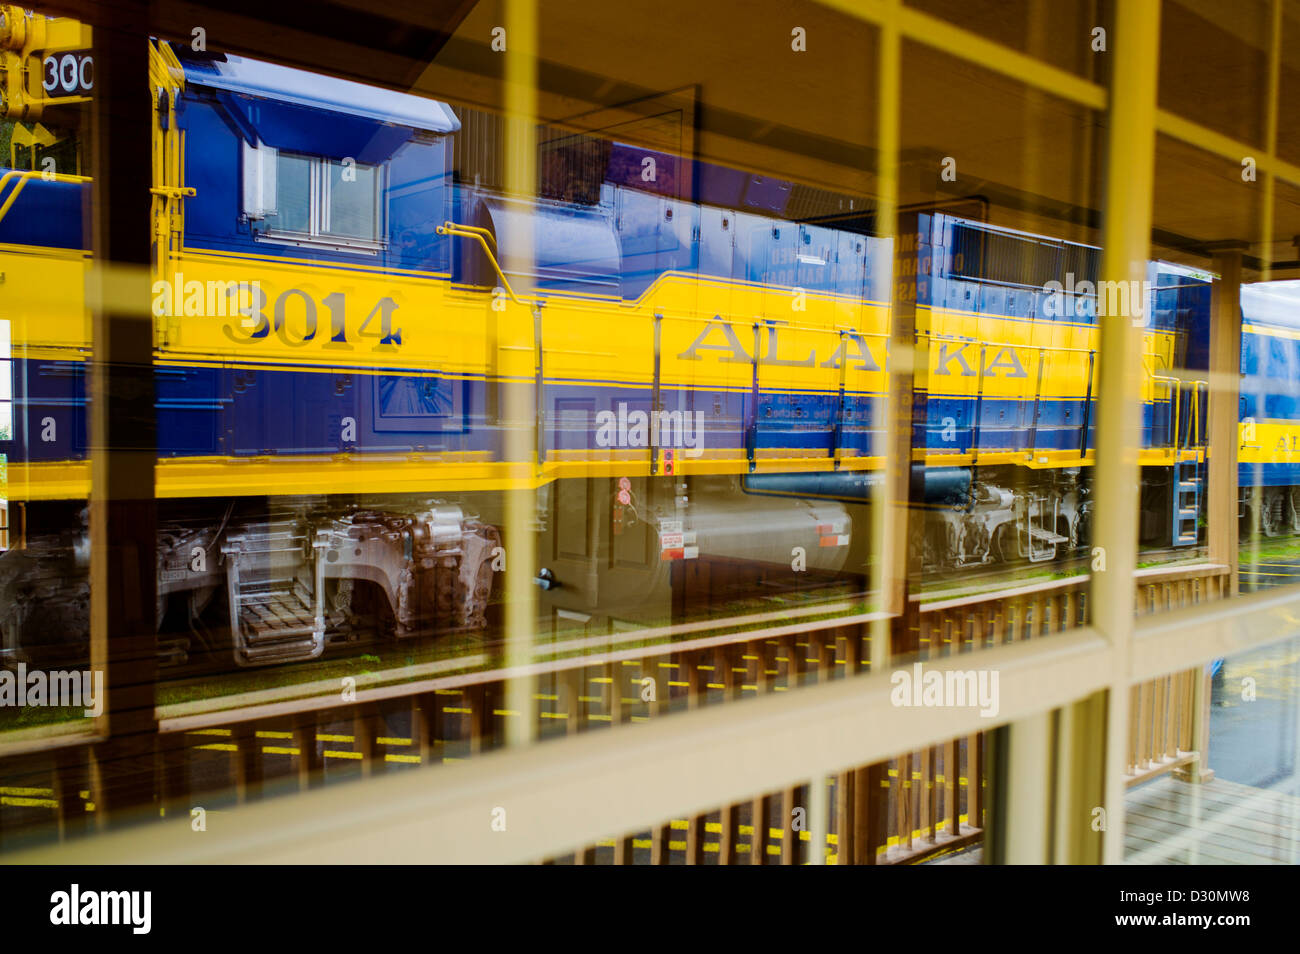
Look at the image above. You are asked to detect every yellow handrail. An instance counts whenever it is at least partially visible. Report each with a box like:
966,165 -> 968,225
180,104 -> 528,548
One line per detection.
437,221 -> 535,306
1190,379 -> 1209,450
149,37 -> 192,344
1151,374 -> 1181,450
1149,375 -> 1211,452
442,220 -> 498,254
0,169 -> 91,225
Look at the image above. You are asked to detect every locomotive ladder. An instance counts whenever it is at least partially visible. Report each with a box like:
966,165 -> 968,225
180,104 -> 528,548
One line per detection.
1172,459 -> 1201,546
1170,381 -> 1207,547
221,520 -> 327,666
1024,494 -> 1067,562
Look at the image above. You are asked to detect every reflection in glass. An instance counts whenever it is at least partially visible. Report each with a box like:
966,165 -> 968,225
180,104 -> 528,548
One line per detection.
1125,637 -> 1300,864
328,160 -> 378,240
271,152 -> 312,234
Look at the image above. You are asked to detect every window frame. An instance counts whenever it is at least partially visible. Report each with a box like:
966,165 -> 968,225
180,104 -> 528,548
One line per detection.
245,143 -> 387,255
0,317 -> 10,551
0,318 -> 11,445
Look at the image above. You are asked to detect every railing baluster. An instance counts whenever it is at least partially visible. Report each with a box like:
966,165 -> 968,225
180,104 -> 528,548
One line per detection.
944,739 -> 960,836
781,785 -> 800,864
896,753 -> 913,854
232,723 -> 262,803
966,733 -> 983,831
55,748 -> 89,840
924,745 -> 938,846
354,703 -> 381,778
749,794 -> 769,865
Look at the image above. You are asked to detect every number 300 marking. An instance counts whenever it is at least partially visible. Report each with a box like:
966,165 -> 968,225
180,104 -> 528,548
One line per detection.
42,54 -> 93,94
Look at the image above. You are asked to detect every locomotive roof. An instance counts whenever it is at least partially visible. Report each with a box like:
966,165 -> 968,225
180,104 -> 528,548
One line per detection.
1243,280 -> 1300,329
176,50 -> 460,135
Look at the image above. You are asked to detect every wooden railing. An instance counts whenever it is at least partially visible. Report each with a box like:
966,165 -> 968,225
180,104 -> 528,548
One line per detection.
552,561 -> 1229,864
0,562 -> 1230,860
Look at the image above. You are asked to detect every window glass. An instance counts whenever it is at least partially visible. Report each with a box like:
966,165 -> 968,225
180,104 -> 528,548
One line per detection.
270,152 -> 312,233
1124,636 -> 1300,863
328,160 -> 378,240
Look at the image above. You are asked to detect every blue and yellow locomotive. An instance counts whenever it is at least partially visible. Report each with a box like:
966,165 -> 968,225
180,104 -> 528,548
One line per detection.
0,23 -> 1293,668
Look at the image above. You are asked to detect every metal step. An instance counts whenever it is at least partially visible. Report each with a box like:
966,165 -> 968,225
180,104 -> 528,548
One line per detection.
1028,526 -> 1068,545
1172,465 -> 1201,546
223,521 -> 326,667
238,636 -> 323,664
238,583 -> 317,644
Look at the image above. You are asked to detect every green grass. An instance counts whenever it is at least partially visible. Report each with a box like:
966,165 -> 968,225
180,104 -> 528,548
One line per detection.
0,704 -> 90,731
1238,536 -> 1300,563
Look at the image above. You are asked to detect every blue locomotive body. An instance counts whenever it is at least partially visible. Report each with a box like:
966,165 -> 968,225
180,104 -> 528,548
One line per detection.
0,45 -> 1292,666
